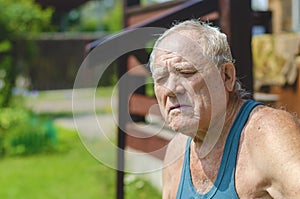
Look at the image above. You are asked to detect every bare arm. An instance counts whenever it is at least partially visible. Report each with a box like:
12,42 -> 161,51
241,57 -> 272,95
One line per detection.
253,108 -> 300,198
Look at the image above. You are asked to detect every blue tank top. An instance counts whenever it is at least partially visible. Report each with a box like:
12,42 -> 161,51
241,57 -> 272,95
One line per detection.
176,100 -> 262,199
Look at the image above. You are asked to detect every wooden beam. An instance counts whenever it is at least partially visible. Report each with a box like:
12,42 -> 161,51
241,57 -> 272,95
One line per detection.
219,0 -> 254,94
127,0 -> 140,7
129,94 -> 160,116
131,0 -> 218,28
126,123 -> 173,160
218,0 -> 231,42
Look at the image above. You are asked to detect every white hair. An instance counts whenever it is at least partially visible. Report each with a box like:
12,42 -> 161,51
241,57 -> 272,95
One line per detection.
149,19 -> 249,99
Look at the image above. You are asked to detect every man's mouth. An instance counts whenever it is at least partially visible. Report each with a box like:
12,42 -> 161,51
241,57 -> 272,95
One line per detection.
168,104 -> 191,113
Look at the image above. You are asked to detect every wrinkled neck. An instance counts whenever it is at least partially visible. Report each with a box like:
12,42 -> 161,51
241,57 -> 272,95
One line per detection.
193,97 -> 243,158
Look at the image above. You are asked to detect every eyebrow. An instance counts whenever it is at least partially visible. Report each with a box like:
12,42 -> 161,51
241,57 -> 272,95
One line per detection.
152,66 -> 168,78
174,63 -> 196,71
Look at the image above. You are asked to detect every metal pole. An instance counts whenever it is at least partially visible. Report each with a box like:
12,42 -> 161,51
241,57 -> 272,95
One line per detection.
116,0 -> 141,198
116,0 -> 129,198
116,128 -> 125,199
116,54 -> 128,199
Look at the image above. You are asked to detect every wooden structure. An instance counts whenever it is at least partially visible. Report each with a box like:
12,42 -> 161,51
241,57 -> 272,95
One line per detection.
35,0 -> 90,12
120,1 -> 250,199
87,1 -> 273,198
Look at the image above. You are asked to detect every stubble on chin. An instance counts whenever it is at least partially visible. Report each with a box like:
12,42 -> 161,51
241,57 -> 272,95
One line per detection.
167,111 -> 181,132
167,111 -> 199,137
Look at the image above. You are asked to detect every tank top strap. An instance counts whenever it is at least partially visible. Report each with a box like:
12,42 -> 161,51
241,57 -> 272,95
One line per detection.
216,99 -> 263,197
176,137 -> 192,199
176,99 -> 263,199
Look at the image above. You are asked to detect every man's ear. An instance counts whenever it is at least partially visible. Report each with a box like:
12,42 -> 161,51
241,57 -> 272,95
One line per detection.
220,63 -> 236,92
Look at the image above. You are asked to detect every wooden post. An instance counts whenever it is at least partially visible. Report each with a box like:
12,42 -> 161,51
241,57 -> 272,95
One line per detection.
230,0 -> 254,94
117,54 -> 128,199
218,0 -> 231,42
117,1 -> 141,199
127,0 -> 140,7
116,2 -> 128,198
219,0 -> 254,95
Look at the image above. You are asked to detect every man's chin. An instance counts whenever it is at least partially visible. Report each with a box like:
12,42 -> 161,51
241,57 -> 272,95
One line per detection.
168,123 -> 198,137
168,123 -> 180,132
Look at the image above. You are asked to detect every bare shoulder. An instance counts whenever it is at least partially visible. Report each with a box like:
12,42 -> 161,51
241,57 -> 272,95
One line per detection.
245,105 -> 300,155
162,133 -> 188,199
244,105 -> 300,198
246,105 -> 300,142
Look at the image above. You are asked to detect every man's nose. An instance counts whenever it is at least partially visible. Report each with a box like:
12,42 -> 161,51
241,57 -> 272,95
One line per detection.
166,74 -> 184,97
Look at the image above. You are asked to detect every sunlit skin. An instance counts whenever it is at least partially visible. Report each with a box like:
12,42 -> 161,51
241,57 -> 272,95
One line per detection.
152,29 -> 300,199
152,31 -> 236,142
153,51 -> 211,138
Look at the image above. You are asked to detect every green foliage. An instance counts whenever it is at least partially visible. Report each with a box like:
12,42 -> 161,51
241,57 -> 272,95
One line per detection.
98,63 -> 118,87
0,108 -> 28,131
0,1 -> 55,156
0,0 -> 53,35
0,55 -> 14,107
102,0 -> 123,32
77,1 -> 103,32
66,0 -> 122,33
81,17 -> 100,32
0,108 -> 57,157
0,0 -> 53,108
0,40 -> 12,53
145,76 -> 155,97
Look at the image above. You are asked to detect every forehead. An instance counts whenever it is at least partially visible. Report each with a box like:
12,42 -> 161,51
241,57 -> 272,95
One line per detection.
151,51 -> 211,79
153,32 -> 206,66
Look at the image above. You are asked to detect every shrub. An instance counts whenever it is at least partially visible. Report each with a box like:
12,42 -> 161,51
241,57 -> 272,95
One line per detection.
0,108 -> 57,157
0,0 -> 53,108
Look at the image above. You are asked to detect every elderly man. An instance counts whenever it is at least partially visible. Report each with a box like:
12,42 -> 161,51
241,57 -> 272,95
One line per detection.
149,19 -> 300,198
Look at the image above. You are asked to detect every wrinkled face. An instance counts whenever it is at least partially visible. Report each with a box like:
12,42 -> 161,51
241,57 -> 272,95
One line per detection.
152,33 -> 227,137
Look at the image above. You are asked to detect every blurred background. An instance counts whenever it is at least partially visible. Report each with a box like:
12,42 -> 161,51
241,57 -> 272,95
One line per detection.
0,0 -> 299,199
0,0 -> 164,199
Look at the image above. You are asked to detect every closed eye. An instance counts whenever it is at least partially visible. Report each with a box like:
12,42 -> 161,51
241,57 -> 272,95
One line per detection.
180,70 -> 197,74
155,75 -> 168,83
178,70 -> 197,78
174,64 -> 197,76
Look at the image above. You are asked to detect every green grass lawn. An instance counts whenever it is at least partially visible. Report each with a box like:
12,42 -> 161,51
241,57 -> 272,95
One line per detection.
29,86 -> 117,101
0,125 -> 161,199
